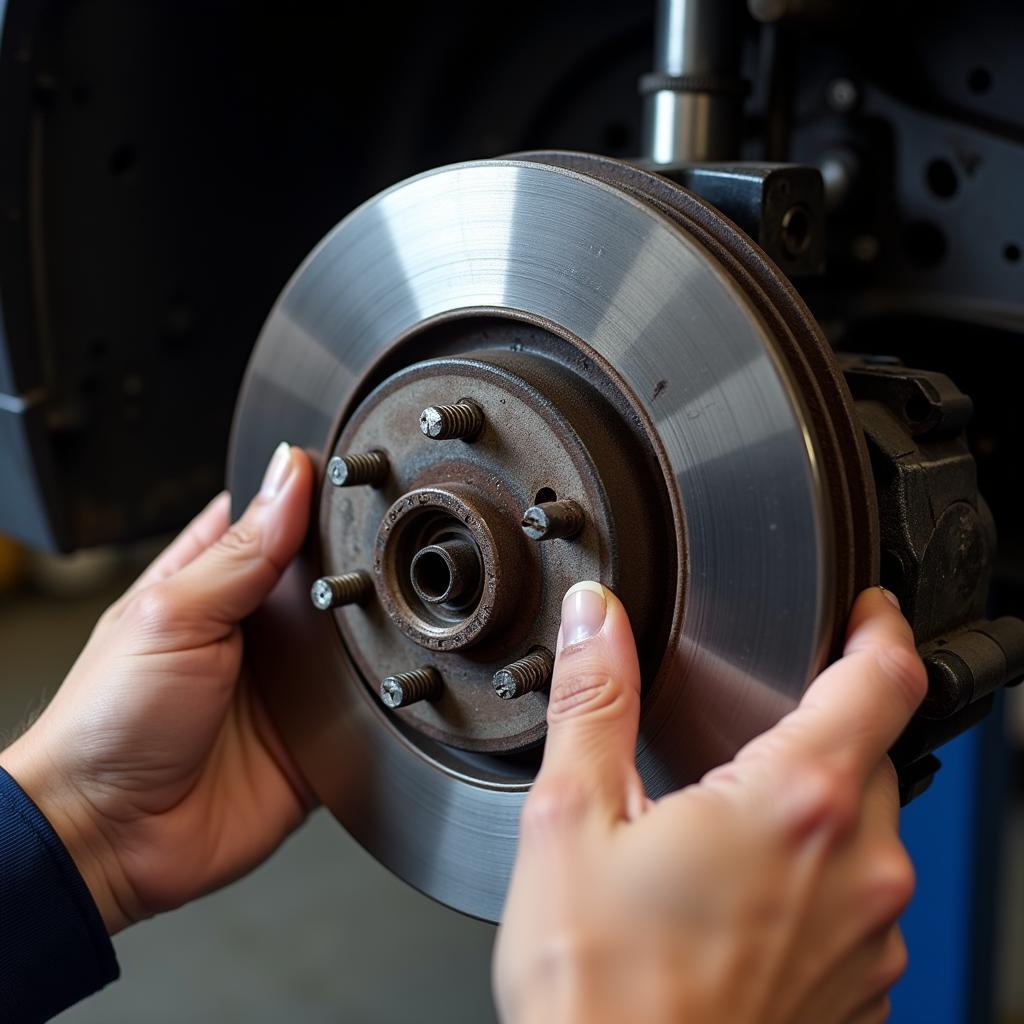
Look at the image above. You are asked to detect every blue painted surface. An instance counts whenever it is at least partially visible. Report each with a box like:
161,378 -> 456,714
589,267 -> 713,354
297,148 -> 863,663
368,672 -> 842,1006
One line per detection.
892,729 -> 982,1024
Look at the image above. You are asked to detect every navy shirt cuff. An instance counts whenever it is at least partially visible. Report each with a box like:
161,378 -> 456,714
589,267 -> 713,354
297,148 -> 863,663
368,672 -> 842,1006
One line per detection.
0,765 -> 120,1023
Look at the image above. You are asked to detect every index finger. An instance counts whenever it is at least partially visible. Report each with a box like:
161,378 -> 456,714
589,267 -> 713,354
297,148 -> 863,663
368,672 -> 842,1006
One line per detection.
126,491 -> 231,595
783,588 -> 927,781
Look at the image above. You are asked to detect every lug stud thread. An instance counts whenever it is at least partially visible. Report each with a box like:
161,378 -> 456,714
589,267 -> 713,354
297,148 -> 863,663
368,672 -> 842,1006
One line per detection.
310,571 -> 374,611
521,499 -> 585,541
381,667 -> 443,708
327,451 -> 389,487
493,647 -> 554,700
419,400 -> 484,441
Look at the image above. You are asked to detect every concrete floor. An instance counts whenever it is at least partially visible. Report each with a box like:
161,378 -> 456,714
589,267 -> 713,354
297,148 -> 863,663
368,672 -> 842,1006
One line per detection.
1,550 -> 1021,1023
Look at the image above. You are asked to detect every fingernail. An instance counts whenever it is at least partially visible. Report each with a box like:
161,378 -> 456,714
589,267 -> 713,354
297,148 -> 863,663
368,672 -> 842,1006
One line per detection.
260,442 -> 294,499
561,581 -> 607,646
879,586 -> 901,609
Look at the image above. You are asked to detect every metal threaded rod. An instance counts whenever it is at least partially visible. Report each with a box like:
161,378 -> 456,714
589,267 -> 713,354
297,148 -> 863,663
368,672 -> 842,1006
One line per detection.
419,399 -> 484,440
327,450 -> 389,487
310,572 -> 374,611
381,667 -> 443,708
521,499 -> 586,541
493,647 -> 554,700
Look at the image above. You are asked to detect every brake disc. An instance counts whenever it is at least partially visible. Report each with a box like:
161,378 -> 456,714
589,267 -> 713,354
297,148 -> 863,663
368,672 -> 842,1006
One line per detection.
227,153 -> 876,921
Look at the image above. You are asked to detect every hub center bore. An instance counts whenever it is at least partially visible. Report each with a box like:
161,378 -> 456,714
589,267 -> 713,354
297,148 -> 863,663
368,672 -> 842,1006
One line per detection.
409,539 -> 481,607
374,483 -> 519,652
315,321 -> 676,755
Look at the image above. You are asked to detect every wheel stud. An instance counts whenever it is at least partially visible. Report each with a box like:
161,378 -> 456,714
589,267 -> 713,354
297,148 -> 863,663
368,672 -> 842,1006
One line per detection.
381,667 -> 443,708
521,499 -> 585,541
327,451 -> 389,487
493,648 -> 554,700
310,571 -> 374,610
419,400 -> 484,441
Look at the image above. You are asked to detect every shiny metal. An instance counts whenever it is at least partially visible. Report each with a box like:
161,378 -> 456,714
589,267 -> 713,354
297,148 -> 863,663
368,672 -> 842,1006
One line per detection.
381,667 -> 443,708
826,77 -> 859,113
521,499 -> 585,542
643,0 -> 742,163
494,648 -> 554,700
228,159 -> 833,921
310,571 -> 373,610
327,450 -> 389,487
419,399 -> 484,440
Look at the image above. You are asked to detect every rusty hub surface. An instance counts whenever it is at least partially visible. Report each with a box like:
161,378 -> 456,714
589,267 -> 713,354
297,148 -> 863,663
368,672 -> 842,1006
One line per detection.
319,333 -> 676,753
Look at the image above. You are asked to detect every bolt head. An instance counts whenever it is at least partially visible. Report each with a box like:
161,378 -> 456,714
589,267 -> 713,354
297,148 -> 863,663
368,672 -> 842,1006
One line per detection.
521,506 -> 550,540
493,670 -> 518,700
310,578 -> 334,610
419,407 -> 444,438
327,456 -> 348,486
381,677 -> 404,707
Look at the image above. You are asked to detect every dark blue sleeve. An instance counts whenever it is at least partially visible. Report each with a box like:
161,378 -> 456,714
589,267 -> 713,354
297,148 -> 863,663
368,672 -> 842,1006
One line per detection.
0,766 -> 120,1023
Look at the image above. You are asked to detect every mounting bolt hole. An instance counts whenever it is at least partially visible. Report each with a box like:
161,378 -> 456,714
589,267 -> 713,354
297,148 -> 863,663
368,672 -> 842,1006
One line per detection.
904,394 -> 932,425
926,158 -> 958,199
1003,243 -> 1021,264
781,205 -> 812,258
534,487 -> 557,505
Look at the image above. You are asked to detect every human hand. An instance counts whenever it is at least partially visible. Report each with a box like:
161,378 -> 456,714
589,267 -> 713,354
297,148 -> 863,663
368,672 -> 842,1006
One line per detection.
494,584 -> 927,1024
0,443 -> 315,934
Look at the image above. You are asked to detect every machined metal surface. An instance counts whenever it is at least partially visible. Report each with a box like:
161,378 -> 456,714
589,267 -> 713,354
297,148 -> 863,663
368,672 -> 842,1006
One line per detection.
228,157 -> 873,921
641,0 -> 744,163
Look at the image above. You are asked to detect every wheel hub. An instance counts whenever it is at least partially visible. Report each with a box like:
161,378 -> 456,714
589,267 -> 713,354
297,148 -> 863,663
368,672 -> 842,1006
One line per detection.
318,335 -> 676,753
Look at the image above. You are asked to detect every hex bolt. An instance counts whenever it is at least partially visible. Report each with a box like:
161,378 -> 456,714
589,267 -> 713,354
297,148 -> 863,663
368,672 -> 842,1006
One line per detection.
493,647 -> 554,700
380,667 -> 443,708
521,499 -> 585,541
310,571 -> 374,611
327,450 -> 389,487
419,399 -> 484,441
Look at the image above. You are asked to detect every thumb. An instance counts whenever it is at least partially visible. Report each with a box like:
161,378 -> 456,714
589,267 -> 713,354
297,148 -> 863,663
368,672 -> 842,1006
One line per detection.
535,581 -> 644,820
163,442 -> 314,626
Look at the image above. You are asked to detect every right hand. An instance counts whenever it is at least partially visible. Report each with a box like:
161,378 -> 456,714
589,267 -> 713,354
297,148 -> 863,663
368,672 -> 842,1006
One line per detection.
494,584 -> 926,1024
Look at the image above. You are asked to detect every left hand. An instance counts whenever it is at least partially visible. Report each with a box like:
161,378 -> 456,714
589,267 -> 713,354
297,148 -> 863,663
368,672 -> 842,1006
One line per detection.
1,442 -> 315,933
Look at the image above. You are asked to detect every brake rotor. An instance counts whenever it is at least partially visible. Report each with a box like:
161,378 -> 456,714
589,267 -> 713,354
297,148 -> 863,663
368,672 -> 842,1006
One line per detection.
227,153 -> 876,921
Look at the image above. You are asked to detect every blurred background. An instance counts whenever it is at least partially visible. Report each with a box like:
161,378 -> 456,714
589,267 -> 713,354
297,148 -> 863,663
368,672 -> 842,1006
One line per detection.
2,1 -> 1023,1020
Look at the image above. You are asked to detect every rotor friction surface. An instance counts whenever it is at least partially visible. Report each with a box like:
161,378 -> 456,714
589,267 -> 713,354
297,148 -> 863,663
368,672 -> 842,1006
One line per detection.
227,159 -> 832,921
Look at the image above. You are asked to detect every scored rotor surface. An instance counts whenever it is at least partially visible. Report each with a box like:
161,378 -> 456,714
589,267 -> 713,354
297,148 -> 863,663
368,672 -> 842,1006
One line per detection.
228,158 -> 844,921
